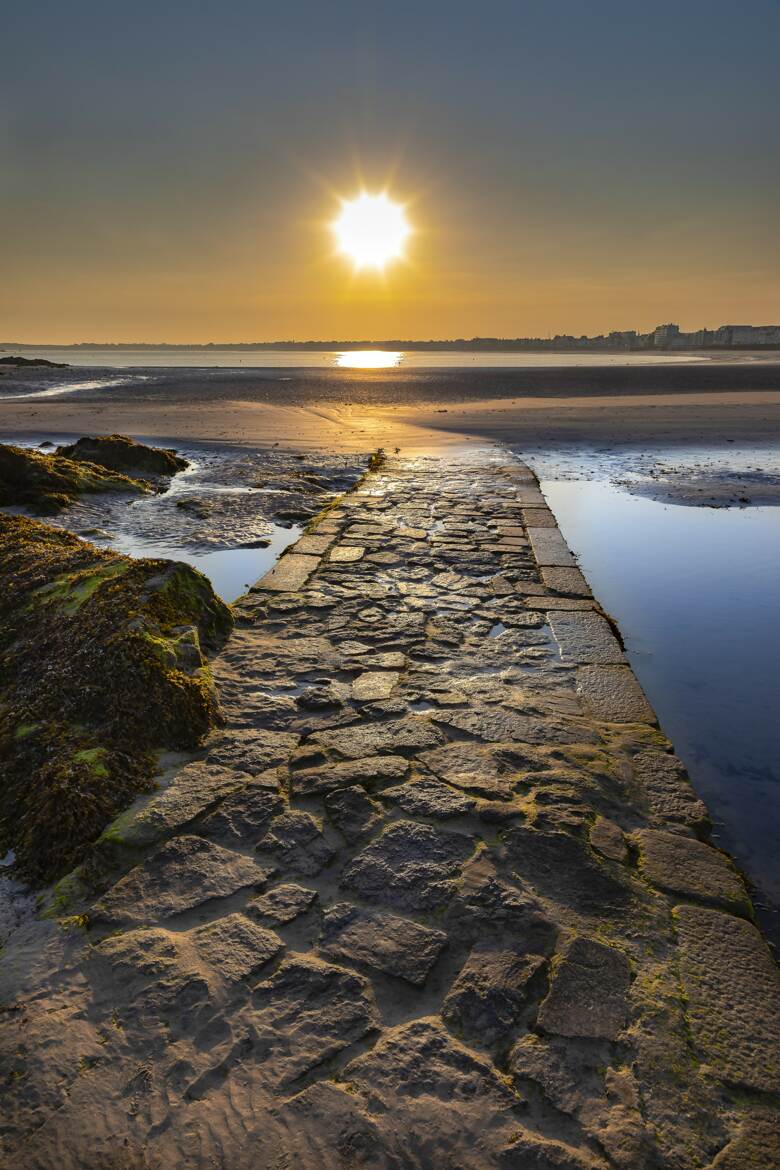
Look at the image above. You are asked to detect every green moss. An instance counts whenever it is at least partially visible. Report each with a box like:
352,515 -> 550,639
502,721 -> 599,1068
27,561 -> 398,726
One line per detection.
0,513 -> 232,884
0,442 -> 151,513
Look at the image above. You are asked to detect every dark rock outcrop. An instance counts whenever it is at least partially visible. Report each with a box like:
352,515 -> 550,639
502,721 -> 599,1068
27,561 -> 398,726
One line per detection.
0,442 -> 149,513
55,433 -> 188,476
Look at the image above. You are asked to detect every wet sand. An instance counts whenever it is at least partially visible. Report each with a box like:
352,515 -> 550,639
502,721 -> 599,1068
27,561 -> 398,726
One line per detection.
2,364 -> 780,455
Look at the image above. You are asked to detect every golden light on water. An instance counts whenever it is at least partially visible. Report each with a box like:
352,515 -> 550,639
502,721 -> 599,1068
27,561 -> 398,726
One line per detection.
331,192 -> 411,271
335,350 -> 403,369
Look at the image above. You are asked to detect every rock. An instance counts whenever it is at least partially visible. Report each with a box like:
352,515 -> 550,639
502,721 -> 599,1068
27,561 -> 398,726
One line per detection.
444,853 -> 556,952
247,882 -> 317,926
589,816 -> 628,864
320,903 -> 447,985
576,665 -> 655,722
257,810 -> 335,876
504,824 -> 632,915
292,754 -> 410,795
206,728 -> 299,774
263,1081 -> 385,1169
294,534 -> 335,556
382,775 -> 476,818
190,912 -> 282,981
632,750 -> 710,834
0,442 -> 149,514
548,612 -> 626,666
709,1110 -> 780,1169
93,835 -> 270,926
105,762 -> 247,849
342,820 -> 475,911
249,956 -> 379,1087
352,671 -> 400,701
199,784 -> 285,846
55,434 -> 188,476
254,553 -> 320,592
329,545 -> 365,562
527,528 -> 576,567
540,566 -> 592,596
420,742 -> 517,799
637,829 -> 750,915
309,718 -> 443,759
432,705 -> 587,745
537,936 -> 631,1040
442,944 -> 546,1046
325,786 -> 384,842
674,905 -> 780,1092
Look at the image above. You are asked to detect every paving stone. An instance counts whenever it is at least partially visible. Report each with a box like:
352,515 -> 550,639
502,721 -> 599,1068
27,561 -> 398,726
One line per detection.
294,534 -> 334,556
324,785 -> 384,842
432,705 -> 588,746
420,742 -> 517,799
352,671 -> 400,700
538,936 -> 631,1040
206,728 -> 300,774
249,956 -> 379,1087
93,836 -> 270,926
258,810 -> 335,876
382,775 -> 476,818
675,905 -> 780,1092
632,750 -> 710,834
309,717 -> 443,758
549,611 -> 626,666
505,825 -> 631,915
247,882 -> 318,925
329,544 -> 365,562
320,902 -> 447,985
200,784 -> 285,845
109,763 -> 248,848
576,665 -> 654,721
292,753 -> 410,795
442,944 -> 546,1045
190,913 -> 283,982
540,565 -> 592,596
637,829 -> 750,915
527,528 -> 576,567
524,595 -> 595,611
521,508 -> 557,528
590,816 -> 628,863
254,553 -> 320,591
342,820 -> 475,911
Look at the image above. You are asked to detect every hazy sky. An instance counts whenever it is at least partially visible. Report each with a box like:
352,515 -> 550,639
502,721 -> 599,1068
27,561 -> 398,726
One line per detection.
2,0 -> 779,342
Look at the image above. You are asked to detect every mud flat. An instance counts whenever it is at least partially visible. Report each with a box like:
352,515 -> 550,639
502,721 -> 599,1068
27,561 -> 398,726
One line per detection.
1,454 -> 779,1169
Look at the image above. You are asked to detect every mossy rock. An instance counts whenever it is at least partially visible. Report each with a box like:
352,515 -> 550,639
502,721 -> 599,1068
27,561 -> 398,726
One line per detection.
55,434 -> 189,477
0,442 -> 150,514
0,514 -> 233,883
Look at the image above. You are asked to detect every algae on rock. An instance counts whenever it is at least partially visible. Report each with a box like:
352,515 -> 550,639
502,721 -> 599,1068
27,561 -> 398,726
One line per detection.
55,433 -> 189,477
0,514 -> 233,882
0,442 -> 150,514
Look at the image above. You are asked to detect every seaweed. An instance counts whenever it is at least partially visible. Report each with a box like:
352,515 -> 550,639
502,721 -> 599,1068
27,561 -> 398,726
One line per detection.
55,434 -> 189,477
0,442 -> 150,514
0,514 -> 233,882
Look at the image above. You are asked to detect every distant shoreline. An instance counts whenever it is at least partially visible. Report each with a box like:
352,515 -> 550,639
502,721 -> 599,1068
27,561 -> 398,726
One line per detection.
4,341 -> 780,355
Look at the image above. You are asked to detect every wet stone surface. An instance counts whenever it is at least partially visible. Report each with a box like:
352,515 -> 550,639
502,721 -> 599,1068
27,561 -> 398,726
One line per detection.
1,452 -> 778,1169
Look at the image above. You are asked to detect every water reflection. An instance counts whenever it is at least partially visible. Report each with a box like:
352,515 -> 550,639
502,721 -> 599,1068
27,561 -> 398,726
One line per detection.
541,477 -> 780,947
334,350 -> 403,369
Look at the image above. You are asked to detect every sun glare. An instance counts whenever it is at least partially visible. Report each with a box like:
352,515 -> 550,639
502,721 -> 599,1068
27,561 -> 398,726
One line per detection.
335,350 -> 403,369
332,192 -> 410,270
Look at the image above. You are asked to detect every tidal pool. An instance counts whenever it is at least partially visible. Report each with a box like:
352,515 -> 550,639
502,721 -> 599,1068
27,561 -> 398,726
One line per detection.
538,474 -> 780,947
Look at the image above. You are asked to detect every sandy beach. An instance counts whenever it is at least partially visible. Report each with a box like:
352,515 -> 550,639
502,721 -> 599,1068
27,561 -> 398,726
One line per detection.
1,361 -> 780,455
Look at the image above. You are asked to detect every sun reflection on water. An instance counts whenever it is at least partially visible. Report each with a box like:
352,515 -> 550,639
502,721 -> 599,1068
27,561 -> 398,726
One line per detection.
335,350 -> 403,369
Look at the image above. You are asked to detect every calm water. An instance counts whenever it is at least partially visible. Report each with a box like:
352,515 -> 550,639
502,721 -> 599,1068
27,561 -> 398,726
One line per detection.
104,528 -> 300,603
5,346 -> 707,370
541,477 -> 780,946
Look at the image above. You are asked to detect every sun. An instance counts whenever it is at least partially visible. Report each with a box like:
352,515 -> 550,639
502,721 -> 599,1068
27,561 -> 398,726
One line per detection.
331,191 -> 411,270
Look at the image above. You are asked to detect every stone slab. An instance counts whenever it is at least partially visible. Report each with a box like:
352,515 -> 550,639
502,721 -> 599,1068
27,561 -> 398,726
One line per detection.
576,664 -> 655,722
247,883 -> 318,925
549,611 -> 626,666
675,905 -> 780,1092
329,544 -> 365,562
292,754 -> 410,795
540,565 -> 592,596
190,913 -> 282,982
253,553 -> 320,592
442,945 -> 546,1045
632,750 -> 710,834
521,508 -> 557,528
320,902 -> 447,985
537,936 -> 630,1040
352,671 -> 400,701
293,534 -> 334,556
637,829 -> 750,915
527,528 -> 576,567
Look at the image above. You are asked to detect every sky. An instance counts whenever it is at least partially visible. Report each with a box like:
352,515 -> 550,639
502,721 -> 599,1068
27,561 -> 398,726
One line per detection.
2,0 -> 779,343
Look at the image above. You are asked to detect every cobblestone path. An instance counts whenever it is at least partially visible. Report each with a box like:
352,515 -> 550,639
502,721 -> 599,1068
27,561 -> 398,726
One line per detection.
2,454 -> 780,1169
